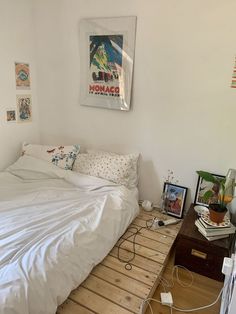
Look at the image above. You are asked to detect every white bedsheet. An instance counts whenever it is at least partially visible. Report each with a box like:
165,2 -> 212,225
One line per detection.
0,156 -> 139,314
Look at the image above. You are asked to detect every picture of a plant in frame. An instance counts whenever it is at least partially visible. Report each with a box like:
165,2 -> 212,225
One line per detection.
195,170 -> 236,224
194,172 -> 225,207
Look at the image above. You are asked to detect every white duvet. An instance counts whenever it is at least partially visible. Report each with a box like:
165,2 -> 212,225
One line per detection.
0,156 -> 139,314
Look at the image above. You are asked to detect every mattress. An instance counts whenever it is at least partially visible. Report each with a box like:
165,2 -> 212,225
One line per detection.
0,156 -> 139,314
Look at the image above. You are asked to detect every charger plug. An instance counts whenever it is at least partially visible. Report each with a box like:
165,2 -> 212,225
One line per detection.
222,257 -> 233,275
152,218 -> 160,229
160,292 -> 173,306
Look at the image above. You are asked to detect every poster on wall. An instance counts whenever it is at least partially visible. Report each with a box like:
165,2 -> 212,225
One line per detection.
15,62 -> 31,89
6,109 -> 16,123
16,95 -> 32,122
79,16 -> 137,111
231,55 -> 236,88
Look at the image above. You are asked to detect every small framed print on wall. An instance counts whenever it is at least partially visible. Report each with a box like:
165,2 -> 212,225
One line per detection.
16,95 -> 32,123
163,183 -> 188,218
6,109 -> 16,123
15,62 -> 30,89
79,16 -> 137,111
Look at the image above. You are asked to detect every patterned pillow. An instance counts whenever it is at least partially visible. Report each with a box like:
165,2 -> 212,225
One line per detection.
22,143 -> 80,170
73,150 -> 139,188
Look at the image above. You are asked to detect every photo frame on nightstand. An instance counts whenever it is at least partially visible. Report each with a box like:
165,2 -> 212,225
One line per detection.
194,173 -> 225,207
163,183 -> 188,218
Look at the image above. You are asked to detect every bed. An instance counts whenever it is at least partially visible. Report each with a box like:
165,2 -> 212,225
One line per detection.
57,207 -> 182,314
0,155 -> 139,314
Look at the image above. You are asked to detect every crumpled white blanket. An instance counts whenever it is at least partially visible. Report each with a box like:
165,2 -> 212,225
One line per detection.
0,156 -> 139,314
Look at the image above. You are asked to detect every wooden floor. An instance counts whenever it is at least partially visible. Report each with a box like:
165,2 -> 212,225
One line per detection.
146,251 -> 223,314
57,208 -> 182,314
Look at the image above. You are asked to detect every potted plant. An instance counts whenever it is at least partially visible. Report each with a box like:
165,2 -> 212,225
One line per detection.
196,170 -> 235,224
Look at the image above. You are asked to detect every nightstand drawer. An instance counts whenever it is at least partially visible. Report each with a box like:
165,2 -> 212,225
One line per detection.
175,237 -> 227,281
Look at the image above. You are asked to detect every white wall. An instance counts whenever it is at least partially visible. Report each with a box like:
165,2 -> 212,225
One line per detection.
0,0 -> 40,170
33,0 -> 236,207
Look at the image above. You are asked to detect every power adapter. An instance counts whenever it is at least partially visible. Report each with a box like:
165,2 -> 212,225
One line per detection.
222,257 -> 233,275
160,292 -> 173,306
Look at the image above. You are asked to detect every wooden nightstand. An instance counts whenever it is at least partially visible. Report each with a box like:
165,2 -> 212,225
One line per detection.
174,204 -> 235,281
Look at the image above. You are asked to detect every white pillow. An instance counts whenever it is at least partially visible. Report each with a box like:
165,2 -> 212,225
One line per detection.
22,143 -> 80,170
73,150 -> 139,188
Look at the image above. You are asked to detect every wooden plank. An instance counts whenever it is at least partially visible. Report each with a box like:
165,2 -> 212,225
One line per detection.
132,218 -> 179,238
140,208 -> 166,218
116,238 -> 166,264
57,299 -> 95,314
137,216 -> 182,235
101,255 -> 156,286
140,208 -> 175,221
139,208 -> 183,230
92,264 -> 151,298
82,274 -> 142,313
121,229 -> 170,254
139,211 -> 182,232
110,247 -> 163,275
130,225 -> 175,246
69,286 -> 133,314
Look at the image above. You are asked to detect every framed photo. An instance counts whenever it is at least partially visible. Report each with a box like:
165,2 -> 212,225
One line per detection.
194,173 -> 224,207
16,95 -> 32,122
79,16 -> 137,111
6,109 -> 16,123
15,62 -> 30,89
163,183 -> 188,218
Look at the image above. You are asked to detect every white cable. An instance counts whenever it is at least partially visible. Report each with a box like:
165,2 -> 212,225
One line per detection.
140,266 -> 227,314
140,298 -> 173,314
159,265 -> 194,292
172,265 -> 194,288
139,298 -> 161,314
140,288 -> 223,314
147,300 -> 154,314
172,285 -> 224,312
172,271 -> 231,313
159,277 -> 168,292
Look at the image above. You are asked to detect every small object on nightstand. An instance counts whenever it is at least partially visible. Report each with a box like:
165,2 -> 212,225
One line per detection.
141,200 -> 153,211
194,205 -> 208,216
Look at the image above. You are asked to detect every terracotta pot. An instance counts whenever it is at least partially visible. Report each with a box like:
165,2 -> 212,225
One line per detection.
209,206 -> 227,224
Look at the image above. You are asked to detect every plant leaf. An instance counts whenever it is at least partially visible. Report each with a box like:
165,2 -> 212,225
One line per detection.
203,190 -> 214,201
197,171 -> 218,184
218,178 -> 226,186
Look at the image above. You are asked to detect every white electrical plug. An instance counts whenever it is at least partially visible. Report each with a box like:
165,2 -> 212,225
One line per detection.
152,218 -> 179,229
222,257 -> 233,275
160,292 -> 173,306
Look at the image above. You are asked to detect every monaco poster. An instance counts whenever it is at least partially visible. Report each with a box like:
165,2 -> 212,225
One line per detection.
80,17 -> 136,110
89,35 -> 123,100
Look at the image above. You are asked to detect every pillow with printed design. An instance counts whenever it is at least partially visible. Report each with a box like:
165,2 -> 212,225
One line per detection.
73,149 -> 139,188
22,143 -> 80,170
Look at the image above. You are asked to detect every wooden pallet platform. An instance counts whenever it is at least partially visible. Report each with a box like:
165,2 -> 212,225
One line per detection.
57,208 -> 182,314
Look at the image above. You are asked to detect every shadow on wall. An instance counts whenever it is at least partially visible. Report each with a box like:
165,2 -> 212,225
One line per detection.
138,157 -> 161,205
138,157 -> 193,213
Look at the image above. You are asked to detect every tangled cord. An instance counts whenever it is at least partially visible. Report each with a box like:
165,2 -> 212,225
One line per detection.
117,215 -> 223,314
159,265 -> 194,291
117,218 -> 154,270
139,266 -> 226,314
